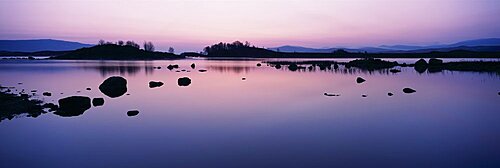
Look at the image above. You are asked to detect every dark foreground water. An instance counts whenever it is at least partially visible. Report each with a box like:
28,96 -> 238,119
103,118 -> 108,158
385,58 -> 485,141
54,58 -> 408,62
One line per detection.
0,58 -> 499,168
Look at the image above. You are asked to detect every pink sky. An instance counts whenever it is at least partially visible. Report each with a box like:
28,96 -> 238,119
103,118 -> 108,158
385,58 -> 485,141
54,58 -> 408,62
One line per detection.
1,0 -> 499,52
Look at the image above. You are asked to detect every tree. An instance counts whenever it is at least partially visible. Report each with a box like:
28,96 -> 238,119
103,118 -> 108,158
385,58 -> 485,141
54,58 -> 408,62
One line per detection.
143,41 -> 155,52
125,41 -> 140,49
98,39 -> 106,45
117,41 -> 124,46
168,47 -> 175,53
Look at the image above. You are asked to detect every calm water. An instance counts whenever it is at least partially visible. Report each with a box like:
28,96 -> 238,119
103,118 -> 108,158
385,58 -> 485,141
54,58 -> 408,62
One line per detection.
0,58 -> 499,168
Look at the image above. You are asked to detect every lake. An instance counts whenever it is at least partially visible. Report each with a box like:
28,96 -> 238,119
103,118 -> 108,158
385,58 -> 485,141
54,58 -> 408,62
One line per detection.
1,58 -> 499,168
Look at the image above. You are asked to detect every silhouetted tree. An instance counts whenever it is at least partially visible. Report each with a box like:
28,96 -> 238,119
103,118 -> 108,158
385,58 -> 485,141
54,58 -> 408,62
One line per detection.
117,41 -> 124,46
98,39 -> 106,45
125,41 -> 140,49
143,42 -> 155,52
168,47 -> 175,53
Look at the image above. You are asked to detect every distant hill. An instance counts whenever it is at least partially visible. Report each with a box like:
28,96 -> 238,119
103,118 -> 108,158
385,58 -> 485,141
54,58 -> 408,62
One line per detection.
268,45 -> 395,53
0,39 -> 92,52
380,38 -> 500,51
52,44 -> 183,60
270,38 -> 500,53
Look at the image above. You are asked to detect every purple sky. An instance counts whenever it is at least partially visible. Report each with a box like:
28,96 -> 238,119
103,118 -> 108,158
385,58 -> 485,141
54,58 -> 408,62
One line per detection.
1,0 -> 499,52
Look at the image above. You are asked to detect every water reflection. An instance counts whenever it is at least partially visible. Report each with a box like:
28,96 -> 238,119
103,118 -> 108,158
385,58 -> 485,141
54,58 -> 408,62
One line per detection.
80,61 -> 155,77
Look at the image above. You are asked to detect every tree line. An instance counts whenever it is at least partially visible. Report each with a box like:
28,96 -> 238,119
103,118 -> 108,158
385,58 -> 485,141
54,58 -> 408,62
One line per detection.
97,40 -> 174,53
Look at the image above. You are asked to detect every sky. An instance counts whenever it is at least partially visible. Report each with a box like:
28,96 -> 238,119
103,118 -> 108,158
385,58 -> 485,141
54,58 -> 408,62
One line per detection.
1,0 -> 500,52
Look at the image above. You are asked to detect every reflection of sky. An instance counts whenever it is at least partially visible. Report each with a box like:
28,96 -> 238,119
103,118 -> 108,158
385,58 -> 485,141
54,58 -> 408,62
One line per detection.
1,0 -> 500,51
0,59 -> 499,167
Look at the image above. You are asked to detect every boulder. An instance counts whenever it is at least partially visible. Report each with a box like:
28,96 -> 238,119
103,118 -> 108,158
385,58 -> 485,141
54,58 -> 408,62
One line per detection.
403,88 -> 416,94
191,63 -> 196,69
99,76 -> 127,98
428,58 -> 443,65
333,64 -> 339,69
256,63 -> 262,67
356,77 -> 366,84
149,81 -> 164,88
242,77 -> 246,80
288,63 -> 298,71
198,69 -> 207,72
324,93 -> 340,97
388,92 -> 394,96
167,64 -> 179,70
54,96 -> 91,117
127,110 -> 139,117
42,92 -> 52,96
362,94 -> 367,97
275,64 -> 282,69
86,87 -> 91,91
178,77 -> 192,86
92,98 -> 105,107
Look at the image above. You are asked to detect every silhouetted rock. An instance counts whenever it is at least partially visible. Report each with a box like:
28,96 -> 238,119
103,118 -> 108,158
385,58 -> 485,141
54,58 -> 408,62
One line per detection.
346,58 -> 398,71
149,81 -> 164,88
388,92 -> 394,96
288,63 -> 298,71
324,93 -> 340,97
242,77 -> 246,80
99,76 -> 127,98
127,110 -> 139,117
86,87 -> 91,91
31,90 -> 37,92
356,77 -> 366,84
191,63 -> 196,69
428,58 -> 443,65
92,98 -> 105,107
389,69 -> 401,73
54,96 -> 91,117
403,88 -> 416,94
333,63 -> 339,69
498,92 -> 500,96
275,64 -> 282,69
178,77 -> 192,86
198,69 -> 207,72
1,91 -> 46,122
362,94 -> 367,97
42,103 -> 58,112
257,63 -> 262,67
42,92 -> 52,96
167,64 -> 179,70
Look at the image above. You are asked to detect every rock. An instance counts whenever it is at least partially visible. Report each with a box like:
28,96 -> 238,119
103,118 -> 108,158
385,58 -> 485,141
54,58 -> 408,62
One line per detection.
127,110 -> 139,117
178,77 -> 191,87
389,69 -> 401,73
54,96 -> 91,117
275,64 -> 282,69
362,94 -> 367,97
429,58 -> 443,65
31,90 -> 37,92
242,77 -> 246,80
288,63 -> 298,71
28,56 -> 35,60
388,92 -> 394,96
414,59 -> 428,73
167,64 -> 179,70
99,76 -> 127,98
42,103 -> 58,112
198,69 -> 207,72
415,59 -> 428,66
256,63 -> 262,67
86,87 -> 91,91
42,92 -> 52,96
498,92 -> 499,96
403,88 -> 416,94
333,64 -> 339,69
191,63 -> 196,69
356,77 -> 366,84
92,98 -> 105,107
18,82 -> 22,85
324,93 -> 340,97
149,81 -> 164,88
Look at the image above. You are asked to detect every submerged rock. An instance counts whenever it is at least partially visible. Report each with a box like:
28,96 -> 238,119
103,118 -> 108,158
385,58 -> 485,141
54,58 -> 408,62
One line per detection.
178,77 -> 192,87
389,69 -> 401,73
356,77 -> 366,84
54,96 -> 91,117
127,110 -> 139,117
42,92 -> 52,96
388,92 -> 394,96
191,63 -> 196,69
324,93 -> 340,97
149,81 -> 164,88
92,98 -> 105,107
403,88 -> 416,94
99,76 -> 127,98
